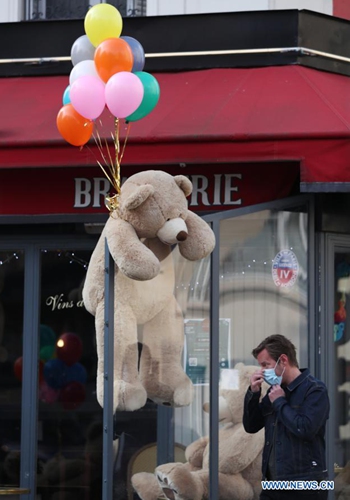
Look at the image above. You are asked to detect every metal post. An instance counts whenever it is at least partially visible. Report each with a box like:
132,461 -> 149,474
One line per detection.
102,239 -> 115,500
157,406 -> 174,465
20,245 -> 40,500
209,220 -> 220,500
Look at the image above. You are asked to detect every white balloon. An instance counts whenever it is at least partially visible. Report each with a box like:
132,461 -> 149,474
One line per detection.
71,35 -> 96,66
69,60 -> 99,86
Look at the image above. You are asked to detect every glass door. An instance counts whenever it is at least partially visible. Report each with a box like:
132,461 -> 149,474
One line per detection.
323,234 -> 350,500
170,195 -> 313,500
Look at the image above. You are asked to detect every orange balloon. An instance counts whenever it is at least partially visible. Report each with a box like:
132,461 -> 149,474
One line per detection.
94,38 -> 133,83
56,104 -> 94,147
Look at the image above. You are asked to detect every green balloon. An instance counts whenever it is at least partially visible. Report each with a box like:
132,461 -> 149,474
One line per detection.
126,72 -> 160,122
40,324 -> 56,347
40,344 -> 55,362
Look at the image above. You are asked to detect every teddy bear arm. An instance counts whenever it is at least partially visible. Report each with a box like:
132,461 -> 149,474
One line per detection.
185,436 -> 209,467
179,211 -> 216,261
82,230 -> 107,315
105,218 -> 160,281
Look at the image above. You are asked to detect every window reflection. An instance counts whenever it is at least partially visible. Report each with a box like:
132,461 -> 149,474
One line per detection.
219,210 -> 308,367
172,207 -> 309,482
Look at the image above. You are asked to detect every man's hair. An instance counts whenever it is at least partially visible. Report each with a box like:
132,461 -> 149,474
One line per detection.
252,334 -> 299,367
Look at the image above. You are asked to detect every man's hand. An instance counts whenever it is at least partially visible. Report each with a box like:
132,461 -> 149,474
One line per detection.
250,369 -> 264,393
268,384 -> 285,403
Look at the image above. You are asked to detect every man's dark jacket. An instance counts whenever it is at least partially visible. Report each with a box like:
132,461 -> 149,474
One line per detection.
243,368 -> 330,481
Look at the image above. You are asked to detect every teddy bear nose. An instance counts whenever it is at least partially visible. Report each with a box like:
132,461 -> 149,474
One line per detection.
176,231 -> 188,242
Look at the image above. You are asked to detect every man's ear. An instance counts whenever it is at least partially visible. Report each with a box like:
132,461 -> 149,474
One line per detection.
280,354 -> 288,365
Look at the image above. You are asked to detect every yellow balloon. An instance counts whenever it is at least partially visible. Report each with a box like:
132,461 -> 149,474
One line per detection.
84,4 -> 123,47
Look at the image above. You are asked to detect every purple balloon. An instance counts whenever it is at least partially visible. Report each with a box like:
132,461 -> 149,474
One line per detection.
105,71 -> 144,118
120,36 -> 145,73
70,74 -> 105,120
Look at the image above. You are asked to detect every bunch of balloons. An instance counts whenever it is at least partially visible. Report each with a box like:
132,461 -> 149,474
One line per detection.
14,328 -> 87,411
56,3 -> 160,147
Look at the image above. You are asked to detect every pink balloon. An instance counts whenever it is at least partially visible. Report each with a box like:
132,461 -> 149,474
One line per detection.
70,74 -> 106,120
39,381 -> 60,404
105,71 -> 144,118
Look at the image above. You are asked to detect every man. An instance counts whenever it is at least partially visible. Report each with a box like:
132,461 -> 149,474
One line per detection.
243,334 -> 330,499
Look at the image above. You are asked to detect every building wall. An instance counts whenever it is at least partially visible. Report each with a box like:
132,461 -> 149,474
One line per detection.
1,0 -> 349,22
0,0 -> 24,22
333,0 -> 350,19
146,0 -> 333,16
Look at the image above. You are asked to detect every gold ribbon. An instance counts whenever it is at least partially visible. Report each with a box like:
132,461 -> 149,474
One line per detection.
91,117 -> 131,213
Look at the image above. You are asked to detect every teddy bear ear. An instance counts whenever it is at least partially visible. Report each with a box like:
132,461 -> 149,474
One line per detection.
123,184 -> 155,210
174,175 -> 193,197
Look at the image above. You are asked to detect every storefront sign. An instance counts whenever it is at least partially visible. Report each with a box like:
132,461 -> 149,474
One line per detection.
0,162 -> 298,216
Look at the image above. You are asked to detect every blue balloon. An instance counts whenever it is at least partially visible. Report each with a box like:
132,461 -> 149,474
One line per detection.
121,36 -> 145,73
66,362 -> 87,385
44,358 -> 68,389
62,85 -> 71,106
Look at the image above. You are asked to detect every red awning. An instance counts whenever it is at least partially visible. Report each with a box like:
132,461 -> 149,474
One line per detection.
1,65 -> 350,191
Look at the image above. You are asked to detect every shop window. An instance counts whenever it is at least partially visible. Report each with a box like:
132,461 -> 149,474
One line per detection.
0,250 -> 24,488
218,209 -> 308,367
25,0 -> 147,20
37,248 -> 102,499
36,248 -> 158,500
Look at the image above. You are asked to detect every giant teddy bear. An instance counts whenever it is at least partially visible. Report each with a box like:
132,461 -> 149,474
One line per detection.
82,170 -> 216,412
131,363 -> 267,500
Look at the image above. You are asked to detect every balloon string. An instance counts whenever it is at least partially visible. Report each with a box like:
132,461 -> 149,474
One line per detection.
88,116 -> 131,212
114,118 -> 121,195
119,122 -> 132,166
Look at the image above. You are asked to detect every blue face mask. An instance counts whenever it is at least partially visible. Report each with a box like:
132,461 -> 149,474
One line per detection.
263,357 -> 285,386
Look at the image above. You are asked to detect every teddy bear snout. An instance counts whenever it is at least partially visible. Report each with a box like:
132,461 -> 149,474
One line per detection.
176,231 -> 187,242
157,218 -> 188,245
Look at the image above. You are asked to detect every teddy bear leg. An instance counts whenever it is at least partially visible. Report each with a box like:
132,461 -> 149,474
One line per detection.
217,472 -> 255,500
155,463 -> 205,500
131,472 -> 164,500
156,466 -> 255,500
95,301 -> 147,412
139,297 -> 193,407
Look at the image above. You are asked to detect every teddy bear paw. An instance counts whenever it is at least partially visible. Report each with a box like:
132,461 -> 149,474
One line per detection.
131,472 -> 163,500
114,380 -> 148,411
156,468 -> 181,500
144,372 -> 194,408
96,378 -> 147,412
156,463 -> 203,500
